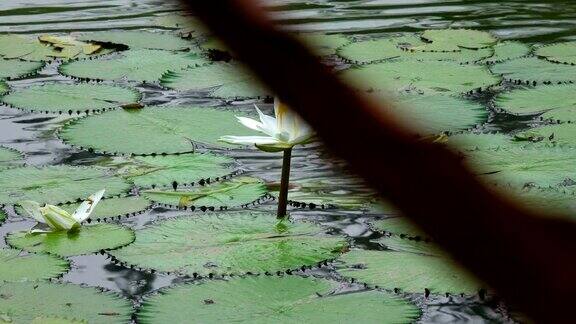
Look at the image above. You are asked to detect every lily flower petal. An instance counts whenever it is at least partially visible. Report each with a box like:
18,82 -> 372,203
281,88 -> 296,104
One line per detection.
72,189 -> 105,223
219,135 -> 280,146
254,105 -> 278,135
19,201 -> 46,223
41,205 -> 78,231
236,116 -> 263,132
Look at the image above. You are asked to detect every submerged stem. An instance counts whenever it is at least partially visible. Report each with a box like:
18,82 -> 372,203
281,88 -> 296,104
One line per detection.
277,147 -> 292,219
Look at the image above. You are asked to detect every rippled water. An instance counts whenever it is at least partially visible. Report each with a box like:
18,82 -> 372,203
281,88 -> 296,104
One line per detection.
2,0 -> 574,322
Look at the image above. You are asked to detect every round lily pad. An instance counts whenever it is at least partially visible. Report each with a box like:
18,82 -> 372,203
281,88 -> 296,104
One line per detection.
0,34 -> 108,62
109,211 -> 346,276
299,33 -> 350,56
0,248 -> 69,282
341,60 -> 500,95
371,217 -> 427,239
59,106 -> 259,155
420,29 -> 497,50
466,146 -> 576,187
0,58 -> 43,79
2,83 -> 141,114
338,249 -> 483,294
120,153 -> 237,188
0,165 -> 131,205
160,62 -> 270,99
535,42 -> 576,65
78,30 -> 193,51
7,224 -> 135,257
143,177 -> 268,209
138,276 -> 421,323
495,84 -> 576,122
60,49 -> 207,83
491,57 -> 576,84
478,41 -> 531,64
0,146 -> 24,170
0,281 -> 132,323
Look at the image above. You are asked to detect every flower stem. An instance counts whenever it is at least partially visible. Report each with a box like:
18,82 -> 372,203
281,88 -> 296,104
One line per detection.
277,147 -> 292,219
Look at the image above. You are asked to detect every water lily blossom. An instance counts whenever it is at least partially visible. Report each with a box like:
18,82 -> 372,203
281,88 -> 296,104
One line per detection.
220,98 -> 314,152
19,189 -> 105,233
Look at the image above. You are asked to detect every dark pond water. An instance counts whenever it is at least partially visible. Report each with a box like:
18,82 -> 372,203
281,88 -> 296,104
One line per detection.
1,0 -> 575,322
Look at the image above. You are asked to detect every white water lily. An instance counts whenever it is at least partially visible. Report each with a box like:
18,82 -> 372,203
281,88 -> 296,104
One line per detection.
220,98 -> 314,152
19,189 -> 105,233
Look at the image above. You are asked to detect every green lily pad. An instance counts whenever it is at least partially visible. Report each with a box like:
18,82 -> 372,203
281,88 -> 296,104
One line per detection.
153,14 -> 204,36
299,33 -> 351,56
0,59 -> 43,79
495,84 -> 576,122
478,41 -> 531,64
497,186 -> 576,220
337,249 -> 482,294
446,132 -> 519,151
59,106 -> 259,155
491,57 -> 576,84
466,146 -> 576,187
138,276 -> 421,323
0,209 -> 6,223
109,211 -> 346,276
0,281 -> 132,323
0,147 -> 24,170
371,217 -> 427,239
7,224 -> 135,257
143,177 -> 268,209
31,316 -> 87,324
0,165 -> 131,205
2,83 -> 141,114
119,153 -> 236,188
535,42 -> 576,65
420,29 -> 497,50
514,124 -> 576,148
59,49 -> 207,83
78,30 -> 193,51
342,60 -> 500,95
160,62 -> 270,99
0,81 -> 7,95
0,249 -> 69,282
373,236 -> 443,256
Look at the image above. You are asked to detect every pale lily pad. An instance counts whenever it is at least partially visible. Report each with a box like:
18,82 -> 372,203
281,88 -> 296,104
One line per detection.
515,124 -> 576,148
373,236 -> 443,256
153,14 -> 204,36
495,84 -> 576,122
0,281 -> 132,323
491,57 -> 576,84
0,147 -> 24,170
160,62 -> 270,99
371,217 -> 427,239
0,248 -> 69,282
60,49 -> 207,83
78,30 -> 193,51
109,211 -> 346,276
59,106 -> 259,155
119,153 -> 236,188
466,146 -> 576,187
143,177 -> 268,209
2,83 -> 141,114
420,29 -> 497,50
338,249 -> 483,294
299,33 -> 351,56
7,224 -> 135,257
536,42 -> 576,65
446,133 -> 518,151
0,34 -> 109,61
31,316 -> 87,324
0,166 -> 131,205
478,41 -> 531,64
0,59 -> 43,79
342,60 -> 500,95
497,186 -> 576,220
138,276 -> 421,323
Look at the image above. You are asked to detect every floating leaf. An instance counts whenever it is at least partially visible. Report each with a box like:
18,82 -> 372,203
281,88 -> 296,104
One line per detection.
138,276 -> 420,323
497,186 -> 576,220
153,14 -> 205,35
446,132 -> 519,151
495,84 -> 576,122
37,35 -> 108,60
160,62 -> 270,99
342,60 -> 500,95
7,224 -> 135,257
420,29 -> 497,50
466,146 -> 576,187
478,41 -> 531,64
59,106 -> 259,155
0,34 -> 109,61
338,249 -> 482,294
0,147 -> 24,170
0,166 -> 131,205
0,59 -> 43,79
109,211 -> 346,276
143,177 -> 267,209
299,33 -> 350,56
119,153 -> 236,188
338,35 -> 424,64
0,281 -> 132,323
78,30 -> 193,51
515,124 -> 576,148
60,49 -> 207,82
2,83 -> 141,114
0,248 -> 69,282
31,316 -> 87,324
372,217 -> 427,239
491,57 -> 576,84
535,41 -> 576,65
373,236 -> 443,256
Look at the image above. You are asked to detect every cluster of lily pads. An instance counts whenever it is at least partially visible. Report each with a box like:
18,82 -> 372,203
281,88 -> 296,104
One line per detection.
0,17 -> 574,322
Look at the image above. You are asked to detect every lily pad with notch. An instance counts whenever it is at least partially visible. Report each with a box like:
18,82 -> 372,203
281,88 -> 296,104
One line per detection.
0,248 -> 69,282
419,29 -> 497,51
535,41 -> 576,65
477,41 -> 531,64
